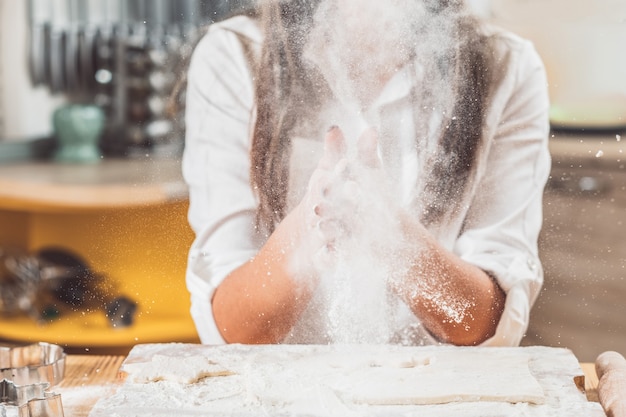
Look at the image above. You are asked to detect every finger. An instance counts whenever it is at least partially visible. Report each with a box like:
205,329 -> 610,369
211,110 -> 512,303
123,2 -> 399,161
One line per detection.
313,199 -> 347,223
319,126 -> 347,170
341,179 -> 360,204
310,158 -> 348,209
357,127 -> 380,168
332,157 -> 350,180
306,169 -> 328,199
313,178 -> 359,220
326,125 -> 346,155
317,218 -> 344,240
312,243 -> 337,272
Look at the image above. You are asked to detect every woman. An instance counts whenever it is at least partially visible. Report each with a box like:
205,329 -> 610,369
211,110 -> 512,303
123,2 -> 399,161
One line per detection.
182,0 -> 550,347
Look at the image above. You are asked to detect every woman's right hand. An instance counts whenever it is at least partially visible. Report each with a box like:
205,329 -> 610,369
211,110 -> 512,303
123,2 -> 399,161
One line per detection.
295,126 -> 351,270
296,126 -> 386,271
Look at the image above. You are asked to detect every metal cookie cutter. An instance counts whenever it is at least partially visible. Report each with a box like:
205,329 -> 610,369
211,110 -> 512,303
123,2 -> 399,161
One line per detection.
0,344 -> 66,417
0,343 -> 65,387
0,380 -> 63,417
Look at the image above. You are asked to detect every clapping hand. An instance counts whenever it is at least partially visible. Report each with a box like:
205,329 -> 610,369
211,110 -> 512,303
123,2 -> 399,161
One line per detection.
299,125 -> 395,271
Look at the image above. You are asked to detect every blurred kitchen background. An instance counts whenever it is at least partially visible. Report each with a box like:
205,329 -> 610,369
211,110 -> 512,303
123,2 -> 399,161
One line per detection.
0,0 -> 625,361
0,0 -> 252,156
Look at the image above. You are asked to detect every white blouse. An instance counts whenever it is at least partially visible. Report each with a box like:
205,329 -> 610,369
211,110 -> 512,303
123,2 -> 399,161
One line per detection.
182,15 -> 551,346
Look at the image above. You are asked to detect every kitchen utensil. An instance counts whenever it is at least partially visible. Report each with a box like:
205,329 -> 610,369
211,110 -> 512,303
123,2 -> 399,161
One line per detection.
27,0 -> 52,86
91,0 -> 119,118
63,0 -> 81,94
596,351 -> 626,417
76,1 -> 95,93
0,343 -> 66,387
0,343 -> 66,417
48,0 -> 71,93
0,380 -> 64,417
23,0 -> 242,154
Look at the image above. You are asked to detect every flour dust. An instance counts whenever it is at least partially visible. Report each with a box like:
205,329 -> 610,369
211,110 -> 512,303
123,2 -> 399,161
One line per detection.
285,0 -> 474,344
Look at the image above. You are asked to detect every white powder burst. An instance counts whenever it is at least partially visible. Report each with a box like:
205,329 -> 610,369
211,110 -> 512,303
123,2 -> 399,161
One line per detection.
288,0 -> 476,343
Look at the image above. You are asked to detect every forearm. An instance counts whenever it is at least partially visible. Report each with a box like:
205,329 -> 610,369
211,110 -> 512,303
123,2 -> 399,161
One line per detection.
395,211 -> 505,346
212,206 -> 316,344
211,128 -> 350,344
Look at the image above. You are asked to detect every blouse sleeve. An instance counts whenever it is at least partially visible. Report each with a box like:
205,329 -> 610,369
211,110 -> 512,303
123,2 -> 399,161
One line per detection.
182,18 -> 262,344
454,37 -> 551,346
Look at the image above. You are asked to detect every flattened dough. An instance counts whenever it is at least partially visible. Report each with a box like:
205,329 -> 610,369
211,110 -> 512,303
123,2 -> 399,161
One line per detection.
255,349 -> 545,406
124,354 -> 233,384
118,345 -> 546,407
326,350 -> 545,405
89,345 -> 606,417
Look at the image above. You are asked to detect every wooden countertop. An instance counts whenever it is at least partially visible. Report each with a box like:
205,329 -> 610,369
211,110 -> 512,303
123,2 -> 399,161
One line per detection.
0,158 -> 187,212
55,354 -> 602,417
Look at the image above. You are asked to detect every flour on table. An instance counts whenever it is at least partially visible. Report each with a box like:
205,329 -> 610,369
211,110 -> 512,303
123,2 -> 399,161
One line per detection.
123,354 -> 233,384
89,344 -> 606,417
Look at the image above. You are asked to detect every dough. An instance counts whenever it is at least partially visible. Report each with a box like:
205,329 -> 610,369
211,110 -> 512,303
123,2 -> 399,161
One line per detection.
122,346 -> 544,405
256,349 -> 545,406
327,350 -> 545,405
123,354 -> 233,384
90,344 -> 603,417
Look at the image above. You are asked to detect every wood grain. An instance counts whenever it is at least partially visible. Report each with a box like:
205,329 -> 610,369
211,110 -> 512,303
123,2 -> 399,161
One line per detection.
59,355 -> 126,387
56,355 -> 125,417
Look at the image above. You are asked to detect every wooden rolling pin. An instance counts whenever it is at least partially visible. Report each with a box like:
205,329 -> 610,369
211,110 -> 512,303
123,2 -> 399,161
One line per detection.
596,351 -> 626,417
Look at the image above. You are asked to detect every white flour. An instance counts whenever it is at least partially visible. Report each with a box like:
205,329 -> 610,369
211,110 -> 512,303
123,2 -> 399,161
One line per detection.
289,0 -> 479,345
88,344 -> 605,417
56,385 -> 117,417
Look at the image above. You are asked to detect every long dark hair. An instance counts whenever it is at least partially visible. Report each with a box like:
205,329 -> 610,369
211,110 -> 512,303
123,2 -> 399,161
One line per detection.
250,0 -> 496,233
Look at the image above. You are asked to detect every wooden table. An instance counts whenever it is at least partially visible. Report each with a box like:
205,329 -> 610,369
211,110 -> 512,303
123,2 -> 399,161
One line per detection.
56,355 -> 126,416
55,354 -> 603,417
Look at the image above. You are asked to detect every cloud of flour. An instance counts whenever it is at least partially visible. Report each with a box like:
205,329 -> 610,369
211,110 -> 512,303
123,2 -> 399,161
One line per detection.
283,0 -> 471,344
302,0 -> 462,113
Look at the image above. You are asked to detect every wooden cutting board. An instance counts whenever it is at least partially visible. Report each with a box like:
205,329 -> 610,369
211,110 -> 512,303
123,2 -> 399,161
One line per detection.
56,355 -> 125,417
86,344 -> 606,417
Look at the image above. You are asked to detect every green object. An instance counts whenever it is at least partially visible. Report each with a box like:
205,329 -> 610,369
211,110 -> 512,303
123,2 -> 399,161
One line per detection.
53,104 -> 105,163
